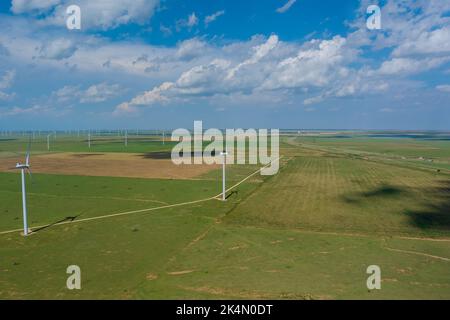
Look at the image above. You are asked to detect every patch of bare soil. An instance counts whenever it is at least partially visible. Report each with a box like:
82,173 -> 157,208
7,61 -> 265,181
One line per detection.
180,285 -> 325,300
0,152 -> 218,179
167,270 -> 196,275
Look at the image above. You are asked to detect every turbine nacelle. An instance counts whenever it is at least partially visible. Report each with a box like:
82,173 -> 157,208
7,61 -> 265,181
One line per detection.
15,163 -> 30,169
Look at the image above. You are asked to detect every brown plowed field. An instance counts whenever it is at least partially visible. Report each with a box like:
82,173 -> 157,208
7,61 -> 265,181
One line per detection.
0,152 -> 218,179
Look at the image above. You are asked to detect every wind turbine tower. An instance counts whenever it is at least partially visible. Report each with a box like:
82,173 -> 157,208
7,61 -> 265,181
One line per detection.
220,151 -> 228,201
47,133 -> 51,151
14,144 -> 32,236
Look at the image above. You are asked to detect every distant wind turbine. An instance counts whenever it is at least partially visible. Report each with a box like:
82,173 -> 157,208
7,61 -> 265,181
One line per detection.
47,134 -> 51,151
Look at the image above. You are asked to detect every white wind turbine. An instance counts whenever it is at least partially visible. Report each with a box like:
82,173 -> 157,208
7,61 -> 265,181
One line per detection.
47,133 -> 52,151
14,140 -> 33,236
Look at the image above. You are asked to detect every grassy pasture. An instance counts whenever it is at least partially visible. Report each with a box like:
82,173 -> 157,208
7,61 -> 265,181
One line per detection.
0,133 -> 273,155
0,132 -> 449,299
0,169 -> 261,299
138,225 -> 450,299
0,135 -> 176,154
293,135 -> 450,172
226,154 -> 450,237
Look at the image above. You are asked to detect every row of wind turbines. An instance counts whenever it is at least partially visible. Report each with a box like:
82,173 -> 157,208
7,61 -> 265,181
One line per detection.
36,130 -> 168,151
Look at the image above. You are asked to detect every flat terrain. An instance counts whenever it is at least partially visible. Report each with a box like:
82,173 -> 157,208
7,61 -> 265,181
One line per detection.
0,133 -> 449,299
0,152 -> 218,180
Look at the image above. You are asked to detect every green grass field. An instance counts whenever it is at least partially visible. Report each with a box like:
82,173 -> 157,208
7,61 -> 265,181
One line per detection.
0,133 -> 449,299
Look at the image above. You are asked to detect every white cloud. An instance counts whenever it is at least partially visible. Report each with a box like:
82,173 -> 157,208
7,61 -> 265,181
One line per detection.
82,83 -> 123,103
0,70 -> 15,100
114,35 -> 281,114
54,83 -> 123,103
0,70 -> 15,90
175,38 -> 208,61
349,0 -> 450,57
176,12 -> 199,31
4,0 -> 450,116
227,34 -> 279,80
0,105 -> 52,117
187,13 -> 199,27
204,10 -> 225,26
11,0 -> 62,14
375,57 -> 449,75
37,38 -> 78,60
11,0 -> 160,30
261,36 -> 347,90
393,27 -> 450,57
54,85 -> 80,102
436,85 -> 450,92
276,0 -> 297,13
303,96 -> 324,106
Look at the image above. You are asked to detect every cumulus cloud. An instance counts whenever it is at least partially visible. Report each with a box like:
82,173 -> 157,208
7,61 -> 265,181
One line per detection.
54,83 -> 123,103
349,0 -> 450,56
227,34 -> 279,80
81,83 -> 123,103
11,0 -> 61,14
262,36 -> 348,90
114,35 -> 281,114
375,57 -> 450,75
11,0 -> 160,30
4,0 -> 450,117
37,38 -> 78,60
0,105 -> 52,117
393,27 -> 450,57
175,38 -> 208,61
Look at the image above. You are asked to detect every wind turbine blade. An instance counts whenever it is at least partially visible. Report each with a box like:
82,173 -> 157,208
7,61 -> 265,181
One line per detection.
26,136 -> 32,166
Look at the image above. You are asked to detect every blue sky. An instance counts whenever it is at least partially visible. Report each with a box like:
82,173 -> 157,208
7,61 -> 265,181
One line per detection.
0,0 -> 449,130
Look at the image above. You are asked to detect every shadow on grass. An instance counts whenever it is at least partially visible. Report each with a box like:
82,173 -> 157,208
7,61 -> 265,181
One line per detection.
362,186 -> 404,197
405,180 -> 450,230
32,215 -> 82,234
341,184 -> 406,204
226,190 -> 238,200
142,151 -> 218,160
342,180 -> 450,231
